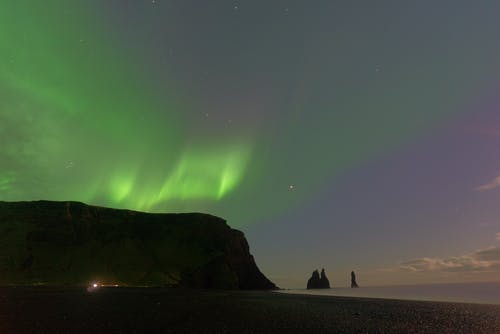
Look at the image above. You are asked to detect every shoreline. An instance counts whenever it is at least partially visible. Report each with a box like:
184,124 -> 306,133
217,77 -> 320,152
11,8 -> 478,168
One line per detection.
275,289 -> 500,307
275,282 -> 500,306
1,287 -> 500,333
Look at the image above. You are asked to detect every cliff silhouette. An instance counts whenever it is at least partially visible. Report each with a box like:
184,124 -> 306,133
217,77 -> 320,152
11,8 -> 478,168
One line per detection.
0,201 -> 277,289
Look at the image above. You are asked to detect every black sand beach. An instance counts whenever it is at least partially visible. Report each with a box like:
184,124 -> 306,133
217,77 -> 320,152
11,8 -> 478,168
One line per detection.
1,287 -> 500,333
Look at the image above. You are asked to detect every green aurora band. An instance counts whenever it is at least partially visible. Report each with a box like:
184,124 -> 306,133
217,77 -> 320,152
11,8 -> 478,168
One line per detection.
1,2 -> 481,227
0,2 -> 251,212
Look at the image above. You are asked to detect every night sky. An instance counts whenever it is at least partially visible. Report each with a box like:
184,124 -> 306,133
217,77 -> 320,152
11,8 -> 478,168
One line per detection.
2,1 -> 500,287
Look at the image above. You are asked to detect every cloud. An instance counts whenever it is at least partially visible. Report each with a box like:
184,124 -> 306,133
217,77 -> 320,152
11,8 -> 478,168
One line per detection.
400,246 -> 500,272
475,175 -> 500,192
496,233 -> 500,241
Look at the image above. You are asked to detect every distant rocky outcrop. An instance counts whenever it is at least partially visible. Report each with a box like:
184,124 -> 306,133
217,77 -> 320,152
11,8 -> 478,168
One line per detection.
306,268 -> 330,289
0,201 -> 277,290
351,271 -> 359,288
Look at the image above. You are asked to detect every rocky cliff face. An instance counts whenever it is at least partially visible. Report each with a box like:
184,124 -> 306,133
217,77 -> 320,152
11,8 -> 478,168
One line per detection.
0,201 -> 277,289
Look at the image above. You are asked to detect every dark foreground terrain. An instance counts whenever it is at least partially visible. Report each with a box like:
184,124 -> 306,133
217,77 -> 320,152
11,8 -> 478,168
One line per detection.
1,287 -> 500,333
0,201 -> 276,289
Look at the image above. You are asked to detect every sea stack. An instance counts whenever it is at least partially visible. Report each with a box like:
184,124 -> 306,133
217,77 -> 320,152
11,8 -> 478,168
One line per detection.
351,270 -> 359,288
306,268 -> 330,289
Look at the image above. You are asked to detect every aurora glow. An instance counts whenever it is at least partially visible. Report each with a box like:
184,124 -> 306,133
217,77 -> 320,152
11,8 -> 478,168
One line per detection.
3,1 -> 500,288
0,1 -> 251,212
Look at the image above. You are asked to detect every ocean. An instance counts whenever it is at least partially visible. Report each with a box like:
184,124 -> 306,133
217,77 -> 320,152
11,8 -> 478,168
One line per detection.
279,282 -> 500,305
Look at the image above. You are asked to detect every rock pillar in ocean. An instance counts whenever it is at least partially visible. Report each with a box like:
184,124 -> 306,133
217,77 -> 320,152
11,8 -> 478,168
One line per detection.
306,268 -> 330,289
351,270 -> 359,288
307,270 -> 319,289
319,268 -> 330,288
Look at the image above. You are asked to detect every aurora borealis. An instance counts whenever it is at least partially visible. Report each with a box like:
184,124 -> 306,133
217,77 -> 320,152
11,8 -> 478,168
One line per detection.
3,1 -> 500,287
0,1 -> 251,213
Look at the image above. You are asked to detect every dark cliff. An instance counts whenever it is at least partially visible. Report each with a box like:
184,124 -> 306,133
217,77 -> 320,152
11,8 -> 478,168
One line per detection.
0,201 -> 277,289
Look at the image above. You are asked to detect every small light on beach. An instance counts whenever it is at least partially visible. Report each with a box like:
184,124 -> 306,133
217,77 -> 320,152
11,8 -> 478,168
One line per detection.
87,282 -> 100,292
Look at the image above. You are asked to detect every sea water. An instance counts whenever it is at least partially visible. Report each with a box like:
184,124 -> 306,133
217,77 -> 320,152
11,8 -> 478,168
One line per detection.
279,282 -> 500,305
